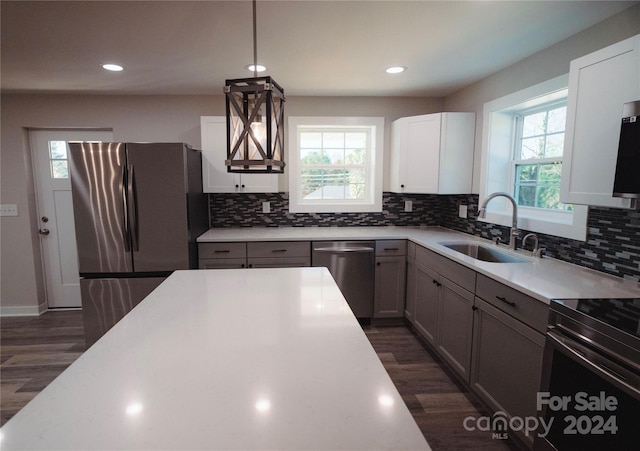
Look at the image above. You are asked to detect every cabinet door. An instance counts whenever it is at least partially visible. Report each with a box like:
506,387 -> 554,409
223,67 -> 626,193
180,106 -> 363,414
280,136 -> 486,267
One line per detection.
391,114 -> 441,193
413,262 -> 439,345
404,257 -> 417,322
200,116 -> 278,193
471,297 -> 546,447
437,277 -> 474,382
561,35 -> 640,208
374,256 -> 406,318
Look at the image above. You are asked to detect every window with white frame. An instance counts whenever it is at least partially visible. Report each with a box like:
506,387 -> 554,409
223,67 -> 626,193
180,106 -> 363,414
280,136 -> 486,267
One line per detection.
480,75 -> 588,241
513,102 -> 571,211
288,117 -> 384,213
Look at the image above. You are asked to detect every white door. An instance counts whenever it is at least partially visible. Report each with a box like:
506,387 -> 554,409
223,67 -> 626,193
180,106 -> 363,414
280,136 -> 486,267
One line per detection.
31,129 -> 114,308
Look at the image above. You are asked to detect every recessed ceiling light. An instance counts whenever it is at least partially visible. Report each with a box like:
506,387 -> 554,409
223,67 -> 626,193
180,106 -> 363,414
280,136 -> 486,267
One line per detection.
386,66 -> 406,74
246,64 -> 267,73
102,63 -> 124,72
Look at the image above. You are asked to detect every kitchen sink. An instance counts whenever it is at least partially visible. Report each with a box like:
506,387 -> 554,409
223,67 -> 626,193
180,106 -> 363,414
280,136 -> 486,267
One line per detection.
439,242 -> 528,263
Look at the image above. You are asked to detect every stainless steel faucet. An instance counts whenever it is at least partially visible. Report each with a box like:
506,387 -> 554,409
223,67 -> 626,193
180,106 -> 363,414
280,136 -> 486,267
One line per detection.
523,233 -> 545,258
477,192 -> 519,250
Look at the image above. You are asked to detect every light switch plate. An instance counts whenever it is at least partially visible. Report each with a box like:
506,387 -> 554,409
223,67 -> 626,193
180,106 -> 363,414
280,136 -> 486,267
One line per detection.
458,204 -> 468,219
262,201 -> 271,214
404,200 -> 413,212
0,204 -> 18,217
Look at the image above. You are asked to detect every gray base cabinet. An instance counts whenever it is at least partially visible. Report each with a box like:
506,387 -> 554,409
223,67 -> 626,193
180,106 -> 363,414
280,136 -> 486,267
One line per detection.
471,275 -> 548,449
374,240 -> 407,318
411,245 -> 475,382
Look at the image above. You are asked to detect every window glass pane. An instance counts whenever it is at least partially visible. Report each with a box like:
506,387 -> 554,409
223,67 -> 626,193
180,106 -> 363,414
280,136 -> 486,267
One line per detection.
537,187 -> 562,210
323,132 -> 344,149
522,112 -> 546,137
517,185 -> 536,207
300,148 -> 325,165
539,163 -> 562,184
546,106 -> 566,133
325,148 -> 345,164
544,133 -> 564,158
345,147 -> 366,164
50,160 -> 69,179
520,136 -> 545,159
516,164 -> 538,182
49,141 -> 67,159
300,169 -> 324,198
345,132 -> 367,148
347,169 -> 366,200
300,132 -> 322,148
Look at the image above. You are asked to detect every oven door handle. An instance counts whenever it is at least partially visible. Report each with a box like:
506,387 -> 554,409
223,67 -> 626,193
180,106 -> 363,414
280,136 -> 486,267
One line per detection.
547,329 -> 640,399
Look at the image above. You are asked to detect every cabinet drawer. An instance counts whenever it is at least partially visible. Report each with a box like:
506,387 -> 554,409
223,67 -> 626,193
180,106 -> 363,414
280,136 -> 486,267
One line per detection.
475,274 -> 549,334
199,242 -> 247,259
247,256 -> 311,268
415,245 -> 475,293
199,258 -> 246,269
375,240 -> 407,257
247,241 -> 310,258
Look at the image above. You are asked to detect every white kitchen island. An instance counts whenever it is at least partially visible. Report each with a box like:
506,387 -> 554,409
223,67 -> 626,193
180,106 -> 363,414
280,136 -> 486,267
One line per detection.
0,268 -> 430,450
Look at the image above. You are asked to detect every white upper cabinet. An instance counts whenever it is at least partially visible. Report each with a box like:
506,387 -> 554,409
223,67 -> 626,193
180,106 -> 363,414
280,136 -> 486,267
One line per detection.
560,34 -> 640,208
200,116 -> 278,193
390,112 -> 475,194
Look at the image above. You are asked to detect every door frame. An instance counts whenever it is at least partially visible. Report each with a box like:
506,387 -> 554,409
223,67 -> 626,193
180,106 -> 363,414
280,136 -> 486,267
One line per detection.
29,128 -> 114,312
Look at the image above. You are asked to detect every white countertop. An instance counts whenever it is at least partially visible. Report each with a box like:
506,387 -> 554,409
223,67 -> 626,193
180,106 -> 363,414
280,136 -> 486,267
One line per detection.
198,226 -> 640,304
0,268 -> 430,451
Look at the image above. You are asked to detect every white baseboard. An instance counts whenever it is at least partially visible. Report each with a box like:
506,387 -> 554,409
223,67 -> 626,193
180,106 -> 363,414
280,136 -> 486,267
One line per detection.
0,302 -> 48,317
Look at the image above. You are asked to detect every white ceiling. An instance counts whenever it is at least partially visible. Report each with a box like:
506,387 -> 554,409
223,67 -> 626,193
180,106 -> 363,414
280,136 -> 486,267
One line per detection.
1,0 -> 637,97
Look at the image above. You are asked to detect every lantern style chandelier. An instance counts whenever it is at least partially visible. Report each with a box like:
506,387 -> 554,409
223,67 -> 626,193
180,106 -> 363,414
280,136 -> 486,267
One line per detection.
224,0 -> 285,173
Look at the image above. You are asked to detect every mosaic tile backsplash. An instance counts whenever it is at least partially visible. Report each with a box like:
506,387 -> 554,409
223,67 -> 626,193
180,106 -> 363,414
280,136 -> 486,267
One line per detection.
208,192 -> 640,281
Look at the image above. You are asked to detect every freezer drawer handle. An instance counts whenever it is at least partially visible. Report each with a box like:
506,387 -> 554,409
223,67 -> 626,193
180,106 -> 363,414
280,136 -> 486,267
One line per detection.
214,250 -> 231,254
496,295 -> 516,307
271,249 -> 287,253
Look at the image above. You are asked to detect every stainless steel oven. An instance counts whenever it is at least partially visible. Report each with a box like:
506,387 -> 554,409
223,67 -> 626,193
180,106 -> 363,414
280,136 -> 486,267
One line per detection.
535,298 -> 640,450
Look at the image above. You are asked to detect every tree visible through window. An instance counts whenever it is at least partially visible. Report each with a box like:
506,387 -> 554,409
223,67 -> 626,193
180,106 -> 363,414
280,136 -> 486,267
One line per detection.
513,103 -> 572,211
299,129 -> 368,200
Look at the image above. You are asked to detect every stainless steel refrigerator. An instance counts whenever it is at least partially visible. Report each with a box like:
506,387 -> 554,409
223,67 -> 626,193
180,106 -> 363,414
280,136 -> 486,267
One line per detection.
69,142 -> 208,347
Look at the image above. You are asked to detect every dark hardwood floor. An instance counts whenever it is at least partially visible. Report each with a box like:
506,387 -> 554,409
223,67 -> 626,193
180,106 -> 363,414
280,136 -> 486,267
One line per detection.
1,311 -> 519,450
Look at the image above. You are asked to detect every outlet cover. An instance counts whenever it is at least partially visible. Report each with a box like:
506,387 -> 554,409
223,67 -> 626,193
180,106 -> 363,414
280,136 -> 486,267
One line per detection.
0,204 -> 18,217
404,200 -> 413,212
262,201 -> 271,214
458,205 -> 468,219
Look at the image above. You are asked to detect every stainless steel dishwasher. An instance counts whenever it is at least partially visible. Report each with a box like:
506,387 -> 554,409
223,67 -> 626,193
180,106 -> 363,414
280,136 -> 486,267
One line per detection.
312,241 -> 375,318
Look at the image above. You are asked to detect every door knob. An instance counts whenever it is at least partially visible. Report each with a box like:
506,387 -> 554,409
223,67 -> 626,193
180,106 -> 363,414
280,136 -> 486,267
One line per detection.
38,228 -> 50,235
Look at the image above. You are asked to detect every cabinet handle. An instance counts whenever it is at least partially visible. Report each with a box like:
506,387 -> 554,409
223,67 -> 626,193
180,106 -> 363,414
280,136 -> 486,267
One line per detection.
214,250 -> 231,254
235,184 -> 239,188
432,279 -> 441,287
248,264 -> 253,268
271,249 -> 287,253
241,264 -> 246,268
472,305 -> 478,311
384,248 -> 399,251
377,262 -> 381,266
241,184 -> 245,188
496,295 -> 516,307
401,184 -> 405,188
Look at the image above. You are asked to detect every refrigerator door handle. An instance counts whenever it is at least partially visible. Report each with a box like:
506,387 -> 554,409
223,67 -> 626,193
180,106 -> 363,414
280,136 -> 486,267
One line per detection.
121,164 -> 131,252
127,164 -> 140,252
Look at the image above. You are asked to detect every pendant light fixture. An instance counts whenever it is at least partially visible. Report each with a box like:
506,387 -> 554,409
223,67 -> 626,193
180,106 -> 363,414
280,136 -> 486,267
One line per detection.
224,0 -> 285,173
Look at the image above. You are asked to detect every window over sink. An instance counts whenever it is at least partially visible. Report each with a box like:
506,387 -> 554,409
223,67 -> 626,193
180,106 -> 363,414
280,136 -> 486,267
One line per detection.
479,75 -> 588,241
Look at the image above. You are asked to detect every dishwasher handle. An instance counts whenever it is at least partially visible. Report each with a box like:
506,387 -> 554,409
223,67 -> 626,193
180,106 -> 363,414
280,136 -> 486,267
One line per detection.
313,247 -> 375,253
